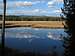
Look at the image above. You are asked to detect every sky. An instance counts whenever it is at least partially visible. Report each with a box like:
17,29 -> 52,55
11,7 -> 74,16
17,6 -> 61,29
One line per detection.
0,0 -> 63,17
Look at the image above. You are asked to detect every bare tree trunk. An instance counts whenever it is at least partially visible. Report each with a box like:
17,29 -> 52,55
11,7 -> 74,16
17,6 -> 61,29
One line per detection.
1,0 -> 6,56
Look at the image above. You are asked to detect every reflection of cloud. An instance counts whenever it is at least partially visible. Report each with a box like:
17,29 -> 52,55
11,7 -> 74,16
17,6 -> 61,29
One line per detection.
47,32 -> 63,40
28,39 -> 33,42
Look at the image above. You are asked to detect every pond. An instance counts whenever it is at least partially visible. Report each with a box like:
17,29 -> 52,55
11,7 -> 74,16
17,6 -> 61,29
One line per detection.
0,27 -> 67,56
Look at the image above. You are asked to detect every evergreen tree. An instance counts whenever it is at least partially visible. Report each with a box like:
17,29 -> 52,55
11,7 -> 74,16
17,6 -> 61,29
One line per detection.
62,0 -> 75,56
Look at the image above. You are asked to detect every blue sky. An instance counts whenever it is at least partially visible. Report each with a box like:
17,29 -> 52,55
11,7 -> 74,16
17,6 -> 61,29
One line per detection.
0,0 -> 63,17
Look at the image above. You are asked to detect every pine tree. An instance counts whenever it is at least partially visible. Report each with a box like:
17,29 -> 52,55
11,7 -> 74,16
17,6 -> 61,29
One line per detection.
62,0 -> 75,56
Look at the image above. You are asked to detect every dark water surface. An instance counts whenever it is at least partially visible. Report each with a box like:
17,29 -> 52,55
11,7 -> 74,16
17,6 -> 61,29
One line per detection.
0,27 -> 67,56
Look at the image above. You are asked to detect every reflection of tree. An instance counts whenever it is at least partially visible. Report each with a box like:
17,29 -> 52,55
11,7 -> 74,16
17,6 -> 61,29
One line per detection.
52,51 -> 58,56
62,0 -> 75,56
48,46 -> 58,56
53,46 -> 58,56
59,34 -> 63,40
48,46 -> 53,56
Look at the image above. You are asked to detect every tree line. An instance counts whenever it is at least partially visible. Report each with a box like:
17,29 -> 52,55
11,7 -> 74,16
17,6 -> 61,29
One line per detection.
0,15 -> 63,21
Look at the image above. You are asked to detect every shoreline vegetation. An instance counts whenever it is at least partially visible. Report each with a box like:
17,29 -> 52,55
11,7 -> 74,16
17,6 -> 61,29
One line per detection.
0,21 -> 64,29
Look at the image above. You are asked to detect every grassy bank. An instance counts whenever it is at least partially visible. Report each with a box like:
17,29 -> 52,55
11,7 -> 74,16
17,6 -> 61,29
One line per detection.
0,21 -> 64,29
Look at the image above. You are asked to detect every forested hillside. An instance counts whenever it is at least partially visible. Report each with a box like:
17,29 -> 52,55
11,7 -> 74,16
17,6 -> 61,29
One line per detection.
0,15 -> 63,21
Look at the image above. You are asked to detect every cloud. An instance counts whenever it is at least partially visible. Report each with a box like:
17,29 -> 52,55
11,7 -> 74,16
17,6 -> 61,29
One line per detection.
32,0 -> 46,4
0,1 -> 33,9
15,1 -> 32,7
56,0 -> 63,2
14,9 -> 40,15
41,10 -> 47,13
47,0 -> 63,8
48,1 -> 54,5
5,8 -> 62,16
15,1 -> 45,7
0,2 -> 16,9
53,9 -> 62,13
47,0 -> 55,8
13,9 -> 60,15
0,0 -> 63,16
0,0 -> 63,9
11,9 -> 50,15
33,9 -> 40,12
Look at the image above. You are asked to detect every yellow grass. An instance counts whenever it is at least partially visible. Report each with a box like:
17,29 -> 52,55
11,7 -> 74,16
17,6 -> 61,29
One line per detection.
0,21 -> 65,28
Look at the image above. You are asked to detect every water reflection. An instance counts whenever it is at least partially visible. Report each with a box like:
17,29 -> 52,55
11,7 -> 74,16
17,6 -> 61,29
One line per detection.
47,32 -> 64,40
0,27 -> 66,56
2,31 -> 65,40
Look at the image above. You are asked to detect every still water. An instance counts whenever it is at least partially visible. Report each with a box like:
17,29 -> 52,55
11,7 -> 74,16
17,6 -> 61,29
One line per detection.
0,27 -> 67,56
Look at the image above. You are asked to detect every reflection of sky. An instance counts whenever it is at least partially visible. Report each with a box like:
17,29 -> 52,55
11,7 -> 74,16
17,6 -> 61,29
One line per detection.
0,0 -> 63,17
0,27 -> 65,55
0,27 -> 66,41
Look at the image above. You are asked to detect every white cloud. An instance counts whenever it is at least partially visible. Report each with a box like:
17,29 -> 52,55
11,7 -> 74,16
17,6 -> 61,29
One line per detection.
53,9 -> 62,13
33,9 -> 40,12
48,5 -> 54,8
56,0 -> 63,2
0,2 -> 16,9
47,0 -> 63,8
14,9 -> 40,15
0,0 -> 63,16
0,1 -> 33,9
47,0 -> 55,8
15,1 -> 45,7
0,0 -> 63,9
32,1 -> 45,4
48,1 -> 54,5
41,10 -> 47,13
12,9 -> 51,15
15,1 -> 32,7
6,8 -> 62,16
